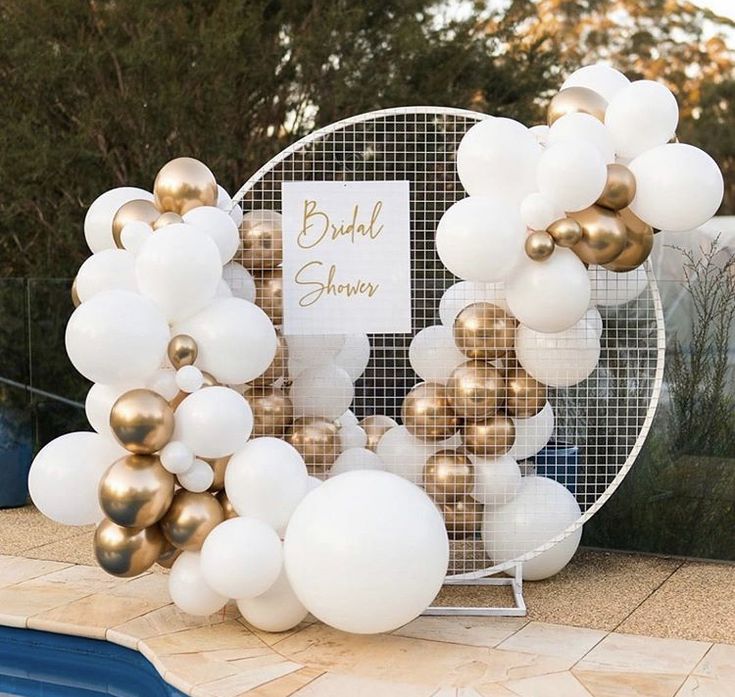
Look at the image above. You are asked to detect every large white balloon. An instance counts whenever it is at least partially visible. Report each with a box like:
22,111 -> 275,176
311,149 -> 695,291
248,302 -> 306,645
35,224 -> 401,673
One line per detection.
548,113 -> 615,164
85,382 -> 135,440
589,265 -> 648,306
508,401 -> 555,460
435,197 -> 525,283
183,206 -> 240,264
65,290 -> 169,385
438,281 -> 509,327
76,249 -> 138,302
84,187 -> 153,253
334,334 -> 371,381
200,517 -> 283,600
561,64 -> 630,103
285,335 -> 345,368
237,568 -> 308,633
147,368 -> 179,401
135,223 -> 222,322
284,470 -> 449,634
409,325 -> 466,384
28,432 -> 123,526
289,365 -> 354,420
168,552 -> 227,616
222,262 -> 256,302
330,448 -> 384,477
174,386 -> 253,458
520,193 -> 564,232
628,143 -> 724,231
225,437 -> 308,533
377,426 -> 454,485
516,322 -> 600,388
482,476 -> 582,580
456,118 -> 542,206
506,248 -> 591,333
471,454 -> 522,506
174,297 -> 277,384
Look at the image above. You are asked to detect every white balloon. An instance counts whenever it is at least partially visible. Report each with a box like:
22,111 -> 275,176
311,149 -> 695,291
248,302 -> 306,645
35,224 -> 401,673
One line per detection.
537,139 -> 607,213
200,517 -> 283,600
605,80 -> 678,159
337,410 -> 359,428
584,306 -> 603,339
438,281 -> 509,327
175,386 -> 253,458
177,458 -> 214,492
217,186 -> 244,227
470,454 -> 522,506
84,187 -> 153,253
289,365 -> 354,420
225,437 -> 308,533
222,262 -> 256,302
334,334 -> 371,381
339,425 -> 368,451
509,401 -> 555,460
561,64 -> 630,103
29,432 -> 123,525
330,448 -> 384,477
76,249 -> 138,302
85,382 -> 134,439
306,475 -> 322,492
183,206 -> 240,264
529,124 -> 549,146
516,322 -> 600,388
589,265 -> 648,306
174,297 -> 277,384
65,290 -> 169,385
284,470 -> 449,634
216,279 -> 233,297
482,476 -> 582,580
160,441 -> 194,475
285,335 -> 345,367
435,197 -> 525,282
506,248 -> 591,333
237,568 -> 308,632
377,426 -> 447,485
135,223 -> 222,322
120,221 -> 152,255
146,368 -> 179,401
169,552 -> 227,616
628,143 -> 724,231
409,325 -> 466,384
175,365 -> 203,393
548,112 -> 615,164
457,118 -> 542,206
520,193 -> 564,231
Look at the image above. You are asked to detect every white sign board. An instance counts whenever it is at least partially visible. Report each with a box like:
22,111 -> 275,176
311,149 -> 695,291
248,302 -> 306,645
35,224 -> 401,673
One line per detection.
281,181 -> 412,335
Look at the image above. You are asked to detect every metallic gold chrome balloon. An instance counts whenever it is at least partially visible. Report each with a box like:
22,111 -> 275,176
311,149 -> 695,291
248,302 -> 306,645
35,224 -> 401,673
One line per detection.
461,414 -> 516,458
153,157 -> 218,215
454,302 -> 516,360
201,371 -> 218,387
249,332 -> 287,387
423,449 -> 474,504
160,490 -> 224,552
446,360 -> 505,421
216,490 -> 239,520
111,199 -> 159,249
569,205 -> 628,265
152,211 -> 184,230
604,208 -> 654,272
288,417 -> 340,477
156,540 -> 181,569
506,367 -> 546,419
360,414 -> 395,451
441,497 -> 483,539
167,334 -> 198,369
525,230 -> 555,261
110,389 -> 175,454
596,163 -> 637,211
547,218 -> 583,248
94,519 -> 164,578
401,383 -> 457,442
204,455 -> 229,493
99,454 -> 175,528
239,210 -> 283,271
71,277 -> 81,308
254,269 -> 283,325
249,388 -> 293,438
547,86 -> 608,125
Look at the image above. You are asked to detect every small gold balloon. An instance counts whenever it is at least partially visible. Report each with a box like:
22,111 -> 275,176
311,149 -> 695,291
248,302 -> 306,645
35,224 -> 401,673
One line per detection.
168,334 -> 198,369
446,360 -> 505,421
111,199 -> 159,248
156,540 -> 181,569
249,332 -> 288,387
216,490 -> 238,520
94,519 -> 164,578
604,208 -> 654,272
71,277 -> 81,308
506,367 -> 546,418
461,414 -> 516,458
152,211 -> 184,229
254,269 -> 283,325
153,157 -> 218,215
287,417 -> 340,478
548,86 -> 608,126
99,454 -> 175,528
525,230 -> 555,261
401,383 -> 457,442
249,388 -> 294,438
547,218 -> 583,248
360,415 -> 395,451
203,456 -> 229,492
239,210 -> 283,271
569,205 -> 628,265
423,450 -> 474,504
110,389 -> 175,454
597,163 -> 637,211
441,497 -> 483,539
201,371 -> 219,387
454,303 -> 516,360
160,490 -> 224,552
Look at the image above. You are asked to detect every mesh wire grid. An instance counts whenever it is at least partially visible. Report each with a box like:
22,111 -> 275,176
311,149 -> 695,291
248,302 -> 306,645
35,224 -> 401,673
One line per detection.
231,107 -> 665,580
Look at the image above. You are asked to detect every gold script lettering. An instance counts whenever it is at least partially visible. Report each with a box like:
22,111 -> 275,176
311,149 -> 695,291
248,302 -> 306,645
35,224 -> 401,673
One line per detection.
297,200 -> 384,249
295,261 -> 380,307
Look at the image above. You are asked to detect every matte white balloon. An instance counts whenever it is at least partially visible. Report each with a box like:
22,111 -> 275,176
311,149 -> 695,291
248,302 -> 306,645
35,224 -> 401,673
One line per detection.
147,368 -> 179,400
548,112 -> 615,164
520,193 -> 564,231
237,568 -> 308,632
85,382 -> 135,440
589,265 -> 648,306
284,470 -> 449,634
175,365 -> 203,393
84,187 -> 153,253
183,206 -> 240,264
285,335 -> 345,367
561,64 -> 630,102
289,365 -> 354,420
339,425 -> 368,451
377,426 -> 449,485
438,282 -> 509,327
160,441 -> 195,475
529,124 -> 549,146
215,279 -> 232,297
168,552 -> 227,616
217,185 -> 244,226
120,221 -> 152,255
222,262 -> 256,302
330,448 -> 384,477
177,458 -> 214,492
306,475 -> 322,492
337,410 -> 359,428
584,306 -> 603,338
470,454 -> 522,506
409,325 -> 466,384
334,334 -> 371,381
76,249 -> 138,302
508,401 -> 555,460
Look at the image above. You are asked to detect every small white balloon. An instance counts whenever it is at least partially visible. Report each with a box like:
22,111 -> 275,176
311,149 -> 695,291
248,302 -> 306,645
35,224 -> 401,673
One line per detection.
589,265 -> 648,306
160,441 -> 195,475
520,193 -> 564,231
548,112 -> 615,164
169,552 -> 227,616
409,325 -> 466,384
222,262 -> 256,302
147,368 -> 179,401
177,458 -> 214,492
584,306 -> 603,338
337,410 -> 359,428
84,187 -> 153,253
175,365 -> 204,393
377,426 -> 445,485
237,568 -> 308,632
76,249 -> 138,302
330,448 -> 384,477
285,335 -> 345,367
217,185 -> 244,227
508,401 -> 555,460
183,206 -> 240,264
215,279 -> 233,297
289,365 -> 354,421
470,454 -> 522,506
120,221 -> 152,255
85,382 -> 135,440
438,281 -> 509,327
339,425 -> 368,451
561,64 -> 630,103
334,334 -> 371,381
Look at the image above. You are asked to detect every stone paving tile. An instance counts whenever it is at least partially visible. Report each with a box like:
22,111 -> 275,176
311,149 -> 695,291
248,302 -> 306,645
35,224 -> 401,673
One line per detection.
0,556 -> 71,588
393,616 -> 528,648
496,622 -> 606,663
502,671 -> 594,696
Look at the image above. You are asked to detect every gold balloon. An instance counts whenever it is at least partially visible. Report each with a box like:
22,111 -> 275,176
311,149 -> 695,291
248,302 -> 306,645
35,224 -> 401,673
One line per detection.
446,360 -> 505,421
168,334 -> 198,369
360,415 -> 395,451
548,86 -> 608,126
249,388 -> 294,438
423,449 -> 474,504
441,497 -> 483,539
547,218 -> 583,248
110,389 -> 175,454
204,456 -> 229,492
506,367 -> 546,418
604,208 -> 654,272
201,371 -> 219,387
461,414 -> 516,458
216,490 -> 239,520
249,332 -> 287,387
525,230 -> 555,261
597,163 -> 637,211
152,211 -> 184,230
94,519 -> 164,578
454,303 -> 516,360
254,269 -> 283,325
287,417 -> 340,477
569,205 -> 628,265
153,157 -> 218,215
401,383 -> 457,442
239,210 -> 283,271
71,277 -> 81,308
156,540 -> 181,569
111,199 -> 159,249
99,454 -> 175,528
160,490 -> 224,551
